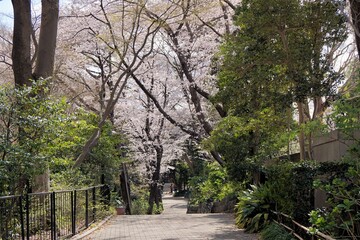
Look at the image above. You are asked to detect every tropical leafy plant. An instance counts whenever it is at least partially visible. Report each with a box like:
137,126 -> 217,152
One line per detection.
235,184 -> 273,233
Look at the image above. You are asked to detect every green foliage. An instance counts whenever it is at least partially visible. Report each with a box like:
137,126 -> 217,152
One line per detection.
47,109 -> 126,189
190,163 -> 237,203
235,161 -> 321,233
309,73 -> 360,239
211,0 -> 347,182
131,196 -> 149,215
204,112 -> 292,182
130,196 -> 163,215
197,163 -> 226,202
173,161 -> 189,191
184,139 -> 207,177
188,162 -> 242,206
260,223 -> 295,240
152,203 -> 164,214
235,185 -> 272,233
309,166 -> 360,239
0,81 -> 69,194
0,80 -> 127,194
217,0 -> 346,112
265,161 -> 320,223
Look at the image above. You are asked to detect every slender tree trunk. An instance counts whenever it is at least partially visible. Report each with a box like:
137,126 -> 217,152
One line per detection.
297,102 -> 306,160
12,0 -> 32,86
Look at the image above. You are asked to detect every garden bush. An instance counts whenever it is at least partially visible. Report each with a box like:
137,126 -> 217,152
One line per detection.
309,165 -> 360,239
260,223 -> 295,240
235,184 -> 273,233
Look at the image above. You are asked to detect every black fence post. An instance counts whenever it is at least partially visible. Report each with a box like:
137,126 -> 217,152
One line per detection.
25,194 -> 29,240
85,190 -> 89,228
19,195 -> 25,240
73,190 -> 77,235
71,191 -> 75,236
51,192 -> 56,240
92,187 -> 96,222
51,193 -> 54,240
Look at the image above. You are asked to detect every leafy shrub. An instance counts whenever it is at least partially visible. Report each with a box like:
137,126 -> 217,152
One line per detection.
131,197 -> 149,215
188,162 -> 243,208
130,196 -> 163,215
235,184 -> 273,233
152,203 -> 163,214
309,166 -> 360,239
309,72 -> 360,239
260,223 -> 295,240
265,161 -> 318,224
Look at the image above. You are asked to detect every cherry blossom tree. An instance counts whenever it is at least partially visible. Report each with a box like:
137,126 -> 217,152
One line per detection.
119,55 -> 190,212
54,0 -> 163,167
0,24 -> 12,84
128,0 -> 241,166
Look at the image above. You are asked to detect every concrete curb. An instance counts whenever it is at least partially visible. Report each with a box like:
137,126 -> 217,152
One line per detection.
69,215 -> 113,240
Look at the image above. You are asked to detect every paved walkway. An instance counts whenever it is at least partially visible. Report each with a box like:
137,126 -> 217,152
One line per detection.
82,194 -> 258,240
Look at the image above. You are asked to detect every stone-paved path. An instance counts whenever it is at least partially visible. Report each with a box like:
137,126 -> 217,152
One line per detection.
82,194 -> 258,240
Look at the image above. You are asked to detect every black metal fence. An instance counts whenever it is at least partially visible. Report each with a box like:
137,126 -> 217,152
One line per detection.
0,185 -> 110,240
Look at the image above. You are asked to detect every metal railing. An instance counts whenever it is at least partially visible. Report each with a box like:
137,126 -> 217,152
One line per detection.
0,185 -> 110,240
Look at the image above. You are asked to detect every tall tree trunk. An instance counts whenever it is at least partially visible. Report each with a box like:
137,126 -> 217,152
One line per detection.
350,0 -> 360,60
148,146 -> 163,214
12,0 -> 32,86
11,0 -> 32,194
33,0 -> 59,193
20,0 -> 58,193
33,0 -> 59,79
297,102 -> 306,160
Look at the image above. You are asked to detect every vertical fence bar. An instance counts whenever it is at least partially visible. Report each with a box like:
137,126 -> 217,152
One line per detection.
19,195 -> 25,240
50,193 -> 53,240
73,190 -> 77,234
85,189 -> 89,228
54,192 -> 57,240
71,191 -> 75,236
25,194 -> 29,240
92,187 -> 96,222
51,192 -> 56,240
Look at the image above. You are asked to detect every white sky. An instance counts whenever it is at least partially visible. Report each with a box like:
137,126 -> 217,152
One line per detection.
0,0 -> 15,26
0,0 -> 43,27
0,0 -> 70,28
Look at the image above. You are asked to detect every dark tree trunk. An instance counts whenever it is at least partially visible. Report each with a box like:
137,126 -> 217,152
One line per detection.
147,146 -> 163,214
350,0 -> 360,60
297,102 -> 307,160
120,166 -> 131,214
11,0 -> 32,86
32,0 -> 59,193
12,0 -> 59,193
33,0 -> 59,79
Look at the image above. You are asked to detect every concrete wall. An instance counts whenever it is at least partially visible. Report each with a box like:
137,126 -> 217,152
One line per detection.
312,130 -> 355,163
312,130 -> 359,208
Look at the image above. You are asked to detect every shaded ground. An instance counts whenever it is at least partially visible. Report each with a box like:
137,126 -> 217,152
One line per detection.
82,194 -> 258,240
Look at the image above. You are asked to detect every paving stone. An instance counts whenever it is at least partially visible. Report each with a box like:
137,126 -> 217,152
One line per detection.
82,194 -> 258,240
